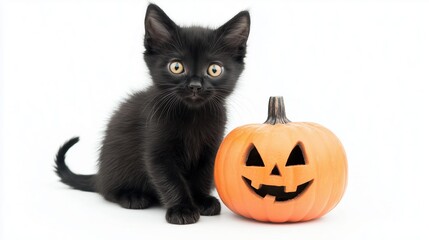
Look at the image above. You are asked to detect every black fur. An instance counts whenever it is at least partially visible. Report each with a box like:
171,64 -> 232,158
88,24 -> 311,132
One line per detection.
54,4 -> 250,224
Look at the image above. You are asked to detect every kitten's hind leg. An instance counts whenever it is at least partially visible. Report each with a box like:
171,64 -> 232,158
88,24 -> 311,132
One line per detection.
117,192 -> 154,209
104,190 -> 157,209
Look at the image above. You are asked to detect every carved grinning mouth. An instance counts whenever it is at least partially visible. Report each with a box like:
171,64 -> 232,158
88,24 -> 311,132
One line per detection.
242,177 -> 313,202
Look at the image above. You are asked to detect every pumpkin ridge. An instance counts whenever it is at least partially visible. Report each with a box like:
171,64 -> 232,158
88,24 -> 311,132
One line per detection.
216,127 -> 248,217
287,124 -> 316,221
314,125 -> 347,218
238,128 -> 262,220
303,124 -> 336,221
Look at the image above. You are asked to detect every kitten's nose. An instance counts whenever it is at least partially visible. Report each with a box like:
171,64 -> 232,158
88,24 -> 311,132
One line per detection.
188,81 -> 202,93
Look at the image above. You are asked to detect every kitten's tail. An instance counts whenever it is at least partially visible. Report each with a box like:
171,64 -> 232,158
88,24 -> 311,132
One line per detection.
54,137 -> 97,192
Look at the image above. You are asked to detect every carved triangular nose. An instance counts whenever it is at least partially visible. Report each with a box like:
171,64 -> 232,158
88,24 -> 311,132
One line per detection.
270,164 -> 281,176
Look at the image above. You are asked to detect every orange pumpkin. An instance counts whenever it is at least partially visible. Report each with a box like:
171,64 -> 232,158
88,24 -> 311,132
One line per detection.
214,96 -> 347,222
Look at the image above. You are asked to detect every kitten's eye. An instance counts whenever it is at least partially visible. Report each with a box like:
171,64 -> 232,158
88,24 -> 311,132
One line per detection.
169,61 -> 184,74
207,64 -> 223,77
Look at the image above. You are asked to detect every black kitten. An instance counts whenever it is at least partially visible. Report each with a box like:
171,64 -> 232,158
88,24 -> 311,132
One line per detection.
54,4 -> 250,224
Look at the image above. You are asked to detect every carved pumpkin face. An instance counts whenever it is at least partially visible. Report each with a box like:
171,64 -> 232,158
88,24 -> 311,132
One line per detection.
214,97 -> 348,223
242,143 -> 313,202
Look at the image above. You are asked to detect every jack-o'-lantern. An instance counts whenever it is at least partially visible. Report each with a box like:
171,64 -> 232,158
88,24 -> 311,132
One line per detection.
214,96 -> 347,222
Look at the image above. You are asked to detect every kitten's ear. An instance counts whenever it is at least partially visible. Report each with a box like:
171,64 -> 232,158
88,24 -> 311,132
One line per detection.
217,11 -> 251,49
144,4 -> 177,49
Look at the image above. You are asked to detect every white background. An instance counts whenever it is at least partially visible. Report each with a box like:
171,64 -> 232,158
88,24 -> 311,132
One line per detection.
1,0 -> 429,239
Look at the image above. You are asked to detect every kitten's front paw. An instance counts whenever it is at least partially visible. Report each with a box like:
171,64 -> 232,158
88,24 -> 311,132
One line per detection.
166,205 -> 200,224
197,196 -> 221,216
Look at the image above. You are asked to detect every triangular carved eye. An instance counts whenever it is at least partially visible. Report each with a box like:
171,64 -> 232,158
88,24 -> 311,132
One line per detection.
246,145 -> 265,167
286,144 -> 306,166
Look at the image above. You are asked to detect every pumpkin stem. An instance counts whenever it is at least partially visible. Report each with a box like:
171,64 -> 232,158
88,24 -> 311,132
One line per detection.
264,96 -> 291,125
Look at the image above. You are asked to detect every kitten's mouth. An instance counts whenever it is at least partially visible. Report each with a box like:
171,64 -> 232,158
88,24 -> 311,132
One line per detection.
182,92 -> 208,107
187,92 -> 204,101
179,86 -> 212,107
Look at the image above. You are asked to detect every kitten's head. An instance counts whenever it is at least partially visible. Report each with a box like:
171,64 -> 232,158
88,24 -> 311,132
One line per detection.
143,4 -> 250,108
